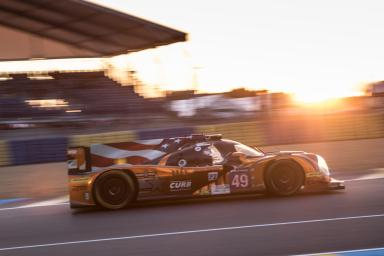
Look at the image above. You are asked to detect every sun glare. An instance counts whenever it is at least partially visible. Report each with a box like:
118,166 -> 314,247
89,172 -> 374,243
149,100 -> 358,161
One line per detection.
292,84 -> 364,105
293,92 -> 340,104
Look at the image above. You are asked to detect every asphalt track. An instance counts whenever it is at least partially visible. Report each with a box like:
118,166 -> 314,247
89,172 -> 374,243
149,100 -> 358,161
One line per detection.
0,171 -> 384,256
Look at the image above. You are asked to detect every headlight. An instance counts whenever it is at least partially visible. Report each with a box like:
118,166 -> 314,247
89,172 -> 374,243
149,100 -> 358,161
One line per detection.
317,155 -> 330,176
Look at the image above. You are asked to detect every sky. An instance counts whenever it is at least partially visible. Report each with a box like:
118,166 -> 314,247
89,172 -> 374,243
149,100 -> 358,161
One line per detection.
2,0 -> 384,101
90,0 -> 384,100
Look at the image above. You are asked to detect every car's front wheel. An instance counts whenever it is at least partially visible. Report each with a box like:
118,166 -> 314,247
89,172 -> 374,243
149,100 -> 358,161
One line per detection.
264,160 -> 304,196
94,170 -> 136,210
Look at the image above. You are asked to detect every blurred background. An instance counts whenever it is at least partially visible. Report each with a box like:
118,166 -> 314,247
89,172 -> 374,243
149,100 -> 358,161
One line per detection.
1,2 -> 384,255
0,0 -> 383,199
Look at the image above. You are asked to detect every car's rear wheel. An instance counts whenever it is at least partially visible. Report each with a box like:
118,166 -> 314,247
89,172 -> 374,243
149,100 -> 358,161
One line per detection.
265,160 -> 304,196
94,170 -> 136,210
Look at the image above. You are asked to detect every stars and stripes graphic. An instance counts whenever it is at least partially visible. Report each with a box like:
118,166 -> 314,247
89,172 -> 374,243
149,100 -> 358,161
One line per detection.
90,137 -> 189,169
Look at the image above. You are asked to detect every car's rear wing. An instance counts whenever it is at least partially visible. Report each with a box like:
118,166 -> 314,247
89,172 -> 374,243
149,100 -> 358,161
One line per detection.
67,147 -> 91,175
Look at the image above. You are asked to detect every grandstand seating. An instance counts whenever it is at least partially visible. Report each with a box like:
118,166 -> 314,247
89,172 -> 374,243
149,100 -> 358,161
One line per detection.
0,71 -> 163,118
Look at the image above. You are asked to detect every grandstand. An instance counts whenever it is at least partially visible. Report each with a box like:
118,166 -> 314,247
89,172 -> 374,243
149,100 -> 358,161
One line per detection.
0,71 -> 163,118
0,0 -> 186,131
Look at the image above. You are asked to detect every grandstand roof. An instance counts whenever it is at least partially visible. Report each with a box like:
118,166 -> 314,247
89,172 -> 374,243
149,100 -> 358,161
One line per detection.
0,0 -> 187,60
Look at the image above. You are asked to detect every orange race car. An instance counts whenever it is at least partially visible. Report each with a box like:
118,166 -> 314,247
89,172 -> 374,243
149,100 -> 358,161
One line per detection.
67,134 -> 344,210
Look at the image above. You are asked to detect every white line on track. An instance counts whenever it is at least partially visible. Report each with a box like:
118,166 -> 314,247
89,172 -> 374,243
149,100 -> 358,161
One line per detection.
0,196 -> 68,212
21,196 -> 68,207
343,173 -> 384,182
0,213 -> 383,252
0,202 -> 68,212
293,246 -> 384,255
340,168 -> 384,182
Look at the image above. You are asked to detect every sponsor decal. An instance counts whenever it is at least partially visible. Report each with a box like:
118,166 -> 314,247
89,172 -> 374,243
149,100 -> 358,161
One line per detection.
68,149 -> 78,155
210,184 -> 230,195
196,142 -> 210,147
208,171 -> 219,181
203,149 -> 211,156
170,180 -> 192,191
172,169 -> 187,176
70,177 -> 89,182
229,171 -> 250,190
306,172 -> 323,177
72,186 -> 88,192
194,186 -> 210,196
68,160 -> 77,169
141,170 -> 156,178
178,159 -> 187,167
199,187 -> 210,195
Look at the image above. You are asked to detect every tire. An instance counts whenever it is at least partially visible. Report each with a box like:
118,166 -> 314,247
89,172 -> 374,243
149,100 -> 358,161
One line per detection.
264,160 -> 304,196
94,170 -> 136,210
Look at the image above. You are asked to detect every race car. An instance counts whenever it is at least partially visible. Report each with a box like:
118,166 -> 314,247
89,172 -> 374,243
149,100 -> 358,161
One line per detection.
67,134 -> 344,210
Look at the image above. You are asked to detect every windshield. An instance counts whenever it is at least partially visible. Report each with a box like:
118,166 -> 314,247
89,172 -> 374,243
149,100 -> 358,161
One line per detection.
234,144 -> 264,157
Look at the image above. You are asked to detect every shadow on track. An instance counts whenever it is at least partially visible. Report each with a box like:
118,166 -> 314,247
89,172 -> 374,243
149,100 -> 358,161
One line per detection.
71,190 -> 345,215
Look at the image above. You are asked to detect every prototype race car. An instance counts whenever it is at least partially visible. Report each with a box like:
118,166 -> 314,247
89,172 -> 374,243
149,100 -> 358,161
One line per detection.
67,134 -> 344,210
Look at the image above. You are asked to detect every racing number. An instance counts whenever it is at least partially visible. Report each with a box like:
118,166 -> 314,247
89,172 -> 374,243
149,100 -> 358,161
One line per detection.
231,173 -> 249,188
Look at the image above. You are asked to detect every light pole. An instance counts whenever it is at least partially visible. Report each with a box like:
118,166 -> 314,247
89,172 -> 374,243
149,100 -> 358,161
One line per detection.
192,66 -> 202,93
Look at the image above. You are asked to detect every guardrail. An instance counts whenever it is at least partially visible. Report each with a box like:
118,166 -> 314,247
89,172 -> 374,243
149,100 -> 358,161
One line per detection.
0,113 -> 383,166
0,140 -> 10,166
9,137 -> 68,165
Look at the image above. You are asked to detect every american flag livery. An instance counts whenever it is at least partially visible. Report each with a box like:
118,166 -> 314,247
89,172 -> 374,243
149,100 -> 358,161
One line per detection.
90,137 -> 189,170
68,134 -> 346,210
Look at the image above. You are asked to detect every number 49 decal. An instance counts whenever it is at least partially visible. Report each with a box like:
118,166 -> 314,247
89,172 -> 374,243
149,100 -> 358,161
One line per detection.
230,172 -> 250,189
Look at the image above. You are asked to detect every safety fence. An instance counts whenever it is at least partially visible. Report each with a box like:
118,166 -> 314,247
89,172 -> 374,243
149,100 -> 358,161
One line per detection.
0,112 -> 383,166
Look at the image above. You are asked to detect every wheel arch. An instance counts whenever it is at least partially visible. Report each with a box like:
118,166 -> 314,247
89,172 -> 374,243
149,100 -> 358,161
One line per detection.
92,169 -> 139,208
121,169 -> 139,201
263,158 -> 306,187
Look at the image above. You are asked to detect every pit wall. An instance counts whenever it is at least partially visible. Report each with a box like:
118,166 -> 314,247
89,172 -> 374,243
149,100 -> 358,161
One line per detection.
1,113 -> 383,166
